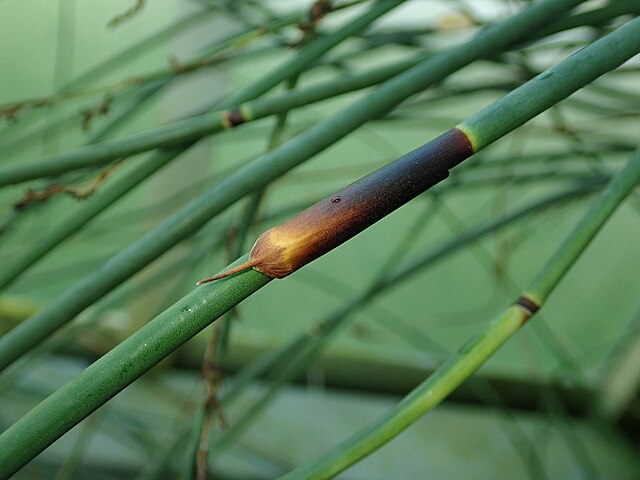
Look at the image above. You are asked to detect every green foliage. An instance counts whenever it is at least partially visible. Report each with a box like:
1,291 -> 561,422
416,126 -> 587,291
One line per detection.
0,1 -> 639,478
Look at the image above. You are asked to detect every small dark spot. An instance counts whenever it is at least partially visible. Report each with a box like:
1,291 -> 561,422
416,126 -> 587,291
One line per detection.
331,196 -> 341,203
180,306 -> 189,313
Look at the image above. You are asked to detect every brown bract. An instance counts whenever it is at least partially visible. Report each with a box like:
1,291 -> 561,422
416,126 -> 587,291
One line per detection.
197,128 -> 473,284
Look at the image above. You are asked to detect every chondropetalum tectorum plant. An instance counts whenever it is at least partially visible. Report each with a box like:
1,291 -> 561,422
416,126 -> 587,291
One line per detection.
0,4 -> 639,477
0,0 -> 592,372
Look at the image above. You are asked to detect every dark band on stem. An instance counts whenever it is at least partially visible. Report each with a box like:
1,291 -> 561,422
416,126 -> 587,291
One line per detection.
514,294 -> 541,320
222,108 -> 246,128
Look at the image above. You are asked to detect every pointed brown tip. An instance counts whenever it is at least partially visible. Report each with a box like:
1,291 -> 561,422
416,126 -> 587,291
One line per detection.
196,259 -> 255,285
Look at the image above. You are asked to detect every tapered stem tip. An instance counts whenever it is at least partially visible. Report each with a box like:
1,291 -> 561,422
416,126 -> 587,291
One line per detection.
195,259 -> 256,285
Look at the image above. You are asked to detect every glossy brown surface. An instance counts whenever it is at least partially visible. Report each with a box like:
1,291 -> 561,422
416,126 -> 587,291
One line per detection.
251,128 -> 473,278
198,128 -> 473,283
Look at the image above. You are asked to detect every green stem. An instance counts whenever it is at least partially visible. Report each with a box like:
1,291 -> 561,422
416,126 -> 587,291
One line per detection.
276,146 -> 640,480
457,16 -> 640,150
537,0 -> 640,38
0,257 -> 271,479
526,170 -> 640,301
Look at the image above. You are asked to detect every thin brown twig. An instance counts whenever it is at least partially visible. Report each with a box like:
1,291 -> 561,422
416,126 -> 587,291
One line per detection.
13,160 -> 123,211
0,46 -> 245,121
80,95 -> 113,131
297,0 -> 334,44
196,329 -> 227,480
108,0 -> 146,29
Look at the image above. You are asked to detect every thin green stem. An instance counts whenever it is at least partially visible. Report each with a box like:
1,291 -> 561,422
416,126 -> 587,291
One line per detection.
458,16 -> 640,150
526,168 -> 640,301
0,52 -> 424,188
0,257 -> 271,479
536,0 -> 640,39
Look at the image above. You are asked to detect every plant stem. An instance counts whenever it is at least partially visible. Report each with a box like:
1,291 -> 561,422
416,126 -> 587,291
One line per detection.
277,146 -> 640,479
457,16 -> 640,151
0,257 -> 271,480
537,0 -> 640,39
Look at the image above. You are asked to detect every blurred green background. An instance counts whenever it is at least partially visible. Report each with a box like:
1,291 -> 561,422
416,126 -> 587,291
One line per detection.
1,0 -> 639,478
